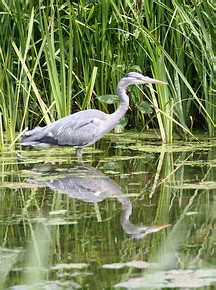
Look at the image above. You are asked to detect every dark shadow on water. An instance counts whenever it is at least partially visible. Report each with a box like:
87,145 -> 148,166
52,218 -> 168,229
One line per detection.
26,163 -> 169,239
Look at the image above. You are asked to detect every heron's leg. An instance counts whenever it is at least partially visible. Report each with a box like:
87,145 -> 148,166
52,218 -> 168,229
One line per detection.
76,148 -> 83,160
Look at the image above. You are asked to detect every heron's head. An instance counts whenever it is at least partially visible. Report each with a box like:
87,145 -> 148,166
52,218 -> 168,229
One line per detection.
123,72 -> 167,86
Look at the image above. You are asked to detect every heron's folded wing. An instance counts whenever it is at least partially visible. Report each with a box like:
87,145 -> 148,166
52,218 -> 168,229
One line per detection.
21,110 -> 106,147
54,117 -> 101,146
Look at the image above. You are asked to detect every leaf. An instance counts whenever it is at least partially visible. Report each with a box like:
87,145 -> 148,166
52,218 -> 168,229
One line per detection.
115,269 -> 216,288
114,117 -> 128,133
136,101 -> 153,114
103,261 -> 155,269
51,263 -> 88,270
98,94 -> 119,104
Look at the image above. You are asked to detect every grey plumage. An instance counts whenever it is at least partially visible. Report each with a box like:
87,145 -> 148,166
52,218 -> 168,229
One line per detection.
21,72 -> 166,157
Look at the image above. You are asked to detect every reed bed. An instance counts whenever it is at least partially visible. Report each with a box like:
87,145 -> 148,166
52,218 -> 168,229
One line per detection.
0,0 -> 214,150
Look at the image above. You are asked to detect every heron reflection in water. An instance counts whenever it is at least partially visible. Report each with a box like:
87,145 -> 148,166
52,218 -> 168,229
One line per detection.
21,72 -> 166,158
27,164 -> 169,239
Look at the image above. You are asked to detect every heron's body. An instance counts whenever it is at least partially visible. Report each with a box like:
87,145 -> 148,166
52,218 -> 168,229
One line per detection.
21,72 -> 166,157
21,109 -> 121,151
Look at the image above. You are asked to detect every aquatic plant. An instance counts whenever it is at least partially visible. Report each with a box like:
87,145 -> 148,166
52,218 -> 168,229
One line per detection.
0,0 -> 214,150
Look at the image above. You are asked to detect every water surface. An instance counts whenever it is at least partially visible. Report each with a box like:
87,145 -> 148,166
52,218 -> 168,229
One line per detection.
0,132 -> 216,289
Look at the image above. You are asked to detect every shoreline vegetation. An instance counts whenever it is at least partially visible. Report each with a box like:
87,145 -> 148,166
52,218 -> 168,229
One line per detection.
0,1 -> 214,151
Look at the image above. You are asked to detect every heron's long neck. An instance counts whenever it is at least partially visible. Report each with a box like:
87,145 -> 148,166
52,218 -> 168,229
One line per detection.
111,82 -> 129,123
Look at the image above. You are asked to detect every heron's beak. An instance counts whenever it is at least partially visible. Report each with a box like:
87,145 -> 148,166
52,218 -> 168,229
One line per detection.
146,77 -> 167,85
152,79 -> 167,85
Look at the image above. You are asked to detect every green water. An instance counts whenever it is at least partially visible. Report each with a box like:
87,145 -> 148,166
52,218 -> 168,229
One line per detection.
0,132 -> 216,289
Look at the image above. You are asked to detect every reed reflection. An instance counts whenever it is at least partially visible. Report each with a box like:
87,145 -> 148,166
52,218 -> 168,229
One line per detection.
27,163 -> 169,239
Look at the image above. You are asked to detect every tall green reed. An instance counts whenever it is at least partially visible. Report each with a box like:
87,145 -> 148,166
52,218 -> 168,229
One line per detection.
0,2 -> 51,143
172,0 -> 215,136
163,0 -> 214,136
0,0 -> 214,150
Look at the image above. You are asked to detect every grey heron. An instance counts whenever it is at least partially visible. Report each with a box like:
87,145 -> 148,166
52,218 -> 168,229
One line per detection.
21,72 -> 166,157
28,163 -> 170,238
